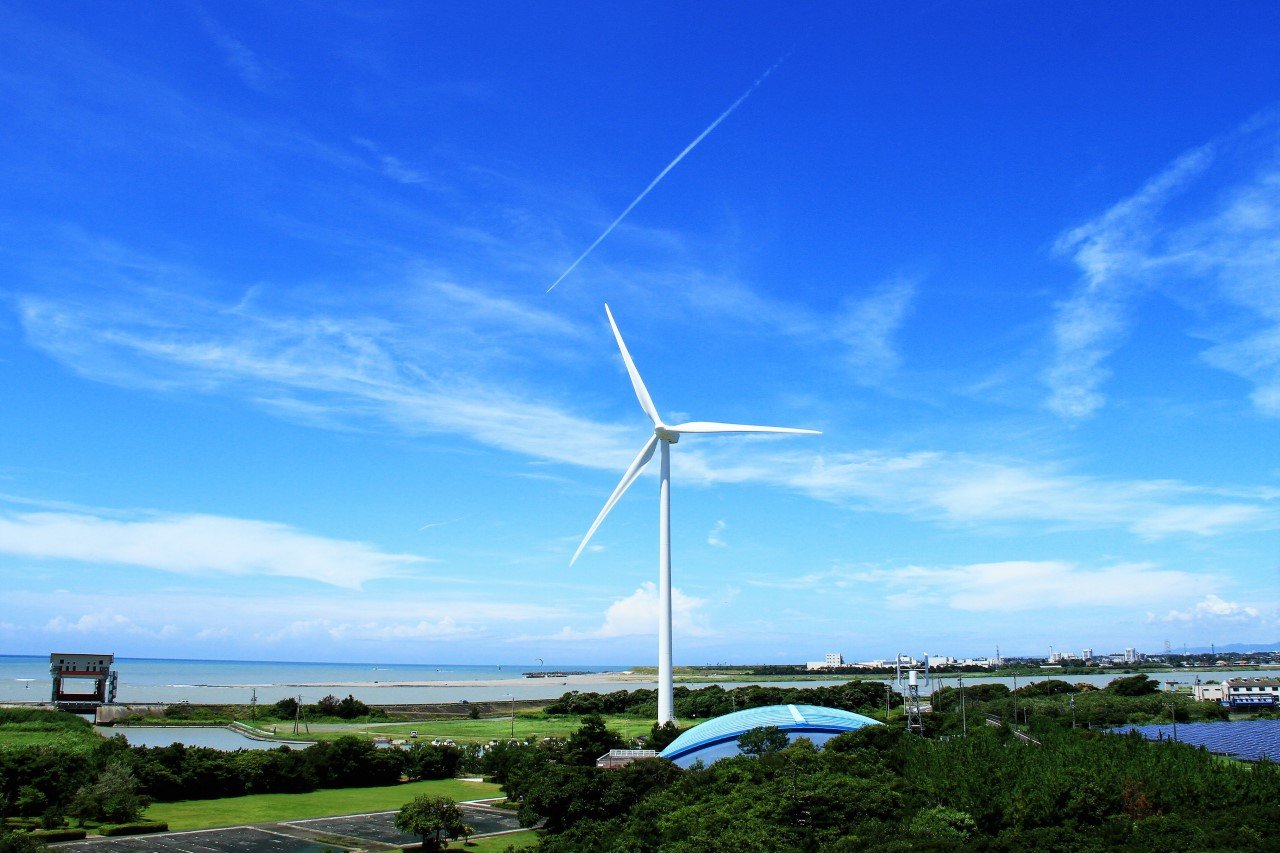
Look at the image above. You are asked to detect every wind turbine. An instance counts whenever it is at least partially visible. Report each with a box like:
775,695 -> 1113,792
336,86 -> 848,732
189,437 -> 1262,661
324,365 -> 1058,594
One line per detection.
571,304 -> 820,724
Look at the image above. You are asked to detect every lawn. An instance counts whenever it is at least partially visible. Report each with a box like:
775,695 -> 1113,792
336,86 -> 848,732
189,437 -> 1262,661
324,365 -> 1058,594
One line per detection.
463,829 -> 538,850
145,778 -> 502,831
293,713 -> 653,744
0,709 -> 102,752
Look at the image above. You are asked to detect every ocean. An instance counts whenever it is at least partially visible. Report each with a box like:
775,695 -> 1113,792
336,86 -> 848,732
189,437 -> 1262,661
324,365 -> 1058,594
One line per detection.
0,655 -> 636,705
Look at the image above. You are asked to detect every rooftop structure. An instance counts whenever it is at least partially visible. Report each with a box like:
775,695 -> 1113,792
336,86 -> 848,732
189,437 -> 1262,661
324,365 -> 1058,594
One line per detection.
659,704 -> 881,768
596,749 -> 658,768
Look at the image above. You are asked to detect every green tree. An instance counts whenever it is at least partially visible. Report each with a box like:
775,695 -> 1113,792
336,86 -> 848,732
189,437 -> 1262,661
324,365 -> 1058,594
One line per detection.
394,795 -> 467,852
1107,674 -> 1159,696
737,726 -> 790,756
562,714 -> 625,766
66,762 -> 150,825
648,720 -> 683,751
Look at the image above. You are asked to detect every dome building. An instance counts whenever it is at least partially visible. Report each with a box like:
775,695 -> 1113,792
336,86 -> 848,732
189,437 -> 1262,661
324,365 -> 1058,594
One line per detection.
658,703 -> 881,768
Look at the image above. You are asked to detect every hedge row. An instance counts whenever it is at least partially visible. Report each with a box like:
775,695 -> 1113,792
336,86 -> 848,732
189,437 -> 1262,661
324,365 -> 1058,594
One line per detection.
101,821 -> 168,836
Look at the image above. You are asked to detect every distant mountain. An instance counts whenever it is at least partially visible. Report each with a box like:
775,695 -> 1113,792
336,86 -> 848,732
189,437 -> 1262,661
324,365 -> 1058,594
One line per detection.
1182,641 -> 1280,654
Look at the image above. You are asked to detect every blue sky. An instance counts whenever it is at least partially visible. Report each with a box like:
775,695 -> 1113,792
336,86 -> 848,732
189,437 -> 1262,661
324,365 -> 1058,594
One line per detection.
1,2 -> 1277,665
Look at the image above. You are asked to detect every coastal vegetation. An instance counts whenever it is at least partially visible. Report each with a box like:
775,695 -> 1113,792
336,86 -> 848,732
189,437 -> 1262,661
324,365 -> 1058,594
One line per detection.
544,680 -> 899,720
494,719 -> 1279,850
5,676 -> 1276,849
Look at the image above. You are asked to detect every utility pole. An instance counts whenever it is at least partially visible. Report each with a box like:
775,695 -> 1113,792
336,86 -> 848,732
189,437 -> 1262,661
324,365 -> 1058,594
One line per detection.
509,695 -> 516,739
1012,674 -> 1018,727
959,677 -> 967,736
1070,694 -> 1076,729
251,687 -> 257,721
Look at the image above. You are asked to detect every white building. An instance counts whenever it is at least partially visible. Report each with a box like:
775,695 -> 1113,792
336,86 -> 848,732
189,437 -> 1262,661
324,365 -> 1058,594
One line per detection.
805,652 -> 846,670
1123,647 -> 1137,663
1222,677 -> 1279,709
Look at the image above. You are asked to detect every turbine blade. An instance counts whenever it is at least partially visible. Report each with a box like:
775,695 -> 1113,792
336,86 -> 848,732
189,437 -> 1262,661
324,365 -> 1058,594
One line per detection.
604,304 -> 662,426
669,421 -> 822,435
570,435 -> 659,565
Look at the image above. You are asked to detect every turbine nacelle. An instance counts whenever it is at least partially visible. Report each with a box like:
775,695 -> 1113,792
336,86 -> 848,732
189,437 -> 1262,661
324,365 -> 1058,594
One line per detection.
654,426 -> 680,443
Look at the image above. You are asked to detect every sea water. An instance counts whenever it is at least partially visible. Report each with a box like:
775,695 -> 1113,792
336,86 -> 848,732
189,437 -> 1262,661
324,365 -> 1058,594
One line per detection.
0,656 -> 633,704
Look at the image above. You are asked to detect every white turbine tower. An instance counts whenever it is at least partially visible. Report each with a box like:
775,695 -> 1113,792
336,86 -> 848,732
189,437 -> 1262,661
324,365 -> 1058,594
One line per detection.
571,304 -> 820,724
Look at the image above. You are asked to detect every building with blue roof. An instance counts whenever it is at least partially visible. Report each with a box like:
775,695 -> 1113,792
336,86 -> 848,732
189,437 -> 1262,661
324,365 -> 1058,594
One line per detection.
658,704 -> 881,768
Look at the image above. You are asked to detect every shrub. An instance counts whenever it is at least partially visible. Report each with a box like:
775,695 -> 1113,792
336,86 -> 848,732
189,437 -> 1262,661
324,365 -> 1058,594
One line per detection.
29,828 -> 86,841
101,822 -> 168,836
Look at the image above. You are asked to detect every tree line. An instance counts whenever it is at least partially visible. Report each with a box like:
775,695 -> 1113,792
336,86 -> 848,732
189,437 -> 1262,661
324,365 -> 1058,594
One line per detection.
545,680 -> 898,719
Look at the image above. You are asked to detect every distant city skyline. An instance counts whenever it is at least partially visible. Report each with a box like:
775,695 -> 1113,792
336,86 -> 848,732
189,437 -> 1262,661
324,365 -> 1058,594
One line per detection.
1,3 -> 1278,664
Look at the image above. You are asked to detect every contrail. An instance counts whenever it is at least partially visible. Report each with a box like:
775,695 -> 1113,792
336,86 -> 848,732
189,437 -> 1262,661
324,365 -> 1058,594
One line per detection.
546,56 -> 787,293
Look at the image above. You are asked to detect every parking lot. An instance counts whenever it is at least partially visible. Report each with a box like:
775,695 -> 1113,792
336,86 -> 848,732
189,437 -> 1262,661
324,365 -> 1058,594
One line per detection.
55,801 -> 524,851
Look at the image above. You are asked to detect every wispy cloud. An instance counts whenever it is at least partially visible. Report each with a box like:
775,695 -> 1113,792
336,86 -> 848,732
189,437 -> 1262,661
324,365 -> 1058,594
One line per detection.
701,447 -> 1276,538
1046,114 -> 1280,418
260,617 -> 475,643
753,560 -> 1214,613
1046,146 -> 1214,418
195,7 -> 279,93
20,279 -> 1276,540
707,519 -> 727,547
17,269 -> 634,472
0,507 -> 426,588
834,278 -> 916,380
352,138 -> 430,186
45,612 -> 178,639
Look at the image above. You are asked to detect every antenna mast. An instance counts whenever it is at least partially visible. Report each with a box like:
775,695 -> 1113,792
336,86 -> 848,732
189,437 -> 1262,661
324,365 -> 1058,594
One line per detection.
893,653 -> 929,736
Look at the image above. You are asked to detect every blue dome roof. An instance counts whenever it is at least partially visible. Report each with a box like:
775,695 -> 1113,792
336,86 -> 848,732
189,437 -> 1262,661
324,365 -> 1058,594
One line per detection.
659,704 -> 881,767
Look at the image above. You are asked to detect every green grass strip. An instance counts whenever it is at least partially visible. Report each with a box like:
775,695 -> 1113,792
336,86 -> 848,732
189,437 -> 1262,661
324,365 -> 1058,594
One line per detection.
145,778 -> 502,831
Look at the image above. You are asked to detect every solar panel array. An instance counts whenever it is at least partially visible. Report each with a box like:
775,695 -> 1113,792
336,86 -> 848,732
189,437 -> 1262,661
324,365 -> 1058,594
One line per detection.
1110,719 -> 1280,762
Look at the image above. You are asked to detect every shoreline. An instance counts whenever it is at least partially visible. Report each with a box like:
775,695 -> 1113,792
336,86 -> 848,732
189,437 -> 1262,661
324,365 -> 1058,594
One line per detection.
163,671 -> 653,690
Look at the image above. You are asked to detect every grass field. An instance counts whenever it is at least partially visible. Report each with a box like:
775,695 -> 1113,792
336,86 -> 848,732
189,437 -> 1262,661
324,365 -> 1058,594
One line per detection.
0,709 -> 102,752
464,829 -> 537,850
145,778 -> 502,831
291,712 -> 653,744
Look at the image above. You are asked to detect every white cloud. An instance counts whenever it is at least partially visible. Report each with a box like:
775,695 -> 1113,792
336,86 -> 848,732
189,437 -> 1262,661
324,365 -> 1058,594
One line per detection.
17,271 -> 634,473
834,278 -> 916,380
196,7 -> 278,93
1160,594 -> 1261,623
0,509 -> 427,588
45,612 -> 178,638
1047,117 -> 1280,418
1046,146 -> 1214,418
260,617 -> 474,643
772,449 -> 1274,537
553,582 -> 712,639
707,519 -> 727,547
